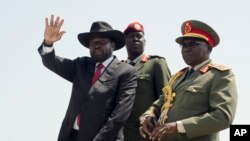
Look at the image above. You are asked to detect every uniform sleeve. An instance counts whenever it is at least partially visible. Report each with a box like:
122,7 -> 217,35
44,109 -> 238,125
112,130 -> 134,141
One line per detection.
38,45 -> 76,82
153,58 -> 171,98
181,69 -> 237,139
141,94 -> 165,119
141,57 -> 172,120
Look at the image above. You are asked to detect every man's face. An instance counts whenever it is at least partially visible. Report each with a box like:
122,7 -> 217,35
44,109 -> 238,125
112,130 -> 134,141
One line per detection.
89,36 -> 114,62
125,32 -> 146,57
181,38 -> 211,67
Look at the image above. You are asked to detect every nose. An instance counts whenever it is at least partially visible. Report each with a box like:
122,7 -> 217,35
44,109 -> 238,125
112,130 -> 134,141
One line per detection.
93,45 -> 101,49
133,37 -> 140,42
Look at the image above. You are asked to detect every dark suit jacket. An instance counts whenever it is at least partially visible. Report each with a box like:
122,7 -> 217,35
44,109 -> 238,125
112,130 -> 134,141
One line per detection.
38,46 -> 137,141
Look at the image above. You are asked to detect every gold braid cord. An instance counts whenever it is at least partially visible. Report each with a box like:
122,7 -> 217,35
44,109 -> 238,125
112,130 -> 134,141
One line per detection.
158,71 -> 185,124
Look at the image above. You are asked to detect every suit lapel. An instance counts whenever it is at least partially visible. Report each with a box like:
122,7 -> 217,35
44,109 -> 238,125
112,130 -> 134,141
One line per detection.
178,70 -> 198,87
88,57 -> 120,95
172,69 -> 188,91
80,59 -> 95,103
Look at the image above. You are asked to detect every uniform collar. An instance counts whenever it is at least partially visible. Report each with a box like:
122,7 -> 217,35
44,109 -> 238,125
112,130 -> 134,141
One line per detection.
127,54 -> 142,64
190,59 -> 211,71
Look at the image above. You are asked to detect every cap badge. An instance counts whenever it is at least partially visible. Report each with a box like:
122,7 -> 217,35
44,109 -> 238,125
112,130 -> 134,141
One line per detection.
184,22 -> 192,34
134,23 -> 141,30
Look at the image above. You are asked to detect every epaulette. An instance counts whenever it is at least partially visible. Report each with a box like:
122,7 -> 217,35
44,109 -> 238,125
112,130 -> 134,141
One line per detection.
140,55 -> 165,63
209,63 -> 230,71
148,55 -> 166,60
199,63 -> 230,74
199,64 -> 230,74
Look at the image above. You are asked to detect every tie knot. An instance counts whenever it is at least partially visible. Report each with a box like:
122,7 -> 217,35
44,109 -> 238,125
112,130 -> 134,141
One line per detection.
97,63 -> 104,69
189,68 -> 194,74
186,68 -> 194,78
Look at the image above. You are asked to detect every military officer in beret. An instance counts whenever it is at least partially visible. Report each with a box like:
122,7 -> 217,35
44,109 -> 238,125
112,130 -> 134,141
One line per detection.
123,22 -> 171,141
139,20 -> 237,141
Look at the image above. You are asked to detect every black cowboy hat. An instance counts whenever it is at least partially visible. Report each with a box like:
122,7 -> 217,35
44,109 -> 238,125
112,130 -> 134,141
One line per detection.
78,21 -> 125,50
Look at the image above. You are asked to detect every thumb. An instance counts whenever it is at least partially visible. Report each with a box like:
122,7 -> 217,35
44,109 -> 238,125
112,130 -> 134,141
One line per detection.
58,31 -> 66,40
139,127 -> 147,138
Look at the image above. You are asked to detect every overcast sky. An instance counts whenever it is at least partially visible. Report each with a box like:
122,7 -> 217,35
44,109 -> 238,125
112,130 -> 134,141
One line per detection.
1,0 -> 249,140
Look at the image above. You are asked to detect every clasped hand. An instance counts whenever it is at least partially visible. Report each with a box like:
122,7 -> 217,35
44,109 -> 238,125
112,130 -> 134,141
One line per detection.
139,117 -> 177,141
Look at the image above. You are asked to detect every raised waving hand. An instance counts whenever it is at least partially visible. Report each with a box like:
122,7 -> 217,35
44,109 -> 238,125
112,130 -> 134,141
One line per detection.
44,15 -> 65,45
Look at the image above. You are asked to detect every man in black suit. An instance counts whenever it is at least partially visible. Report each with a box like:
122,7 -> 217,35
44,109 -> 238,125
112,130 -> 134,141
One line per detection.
38,15 -> 137,141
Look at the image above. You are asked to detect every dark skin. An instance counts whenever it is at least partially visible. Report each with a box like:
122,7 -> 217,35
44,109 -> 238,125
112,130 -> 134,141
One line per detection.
139,38 -> 212,141
125,31 -> 146,60
139,117 -> 177,141
89,36 -> 115,62
181,38 -> 212,67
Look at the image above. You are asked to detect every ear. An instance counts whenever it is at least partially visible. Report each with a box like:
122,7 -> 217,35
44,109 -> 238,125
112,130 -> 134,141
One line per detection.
207,45 -> 212,52
111,42 -> 116,50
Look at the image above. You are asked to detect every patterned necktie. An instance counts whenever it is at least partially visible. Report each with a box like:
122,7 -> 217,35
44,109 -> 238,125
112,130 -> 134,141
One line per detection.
91,63 -> 104,85
76,63 -> 104,127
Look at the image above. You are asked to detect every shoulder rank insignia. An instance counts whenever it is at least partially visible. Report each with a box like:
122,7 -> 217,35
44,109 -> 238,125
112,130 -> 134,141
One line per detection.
199,64 -> 210,74
140,54 -> 149,63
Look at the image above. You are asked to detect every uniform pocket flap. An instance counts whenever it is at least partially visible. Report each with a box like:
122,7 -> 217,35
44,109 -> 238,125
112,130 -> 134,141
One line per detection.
137,74 -> 151,81
186,86 -> 206,94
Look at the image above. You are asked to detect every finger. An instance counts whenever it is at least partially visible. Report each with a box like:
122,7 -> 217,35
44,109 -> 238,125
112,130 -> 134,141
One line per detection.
45,18 -> 49,28
157,130 -> 167,141
144,118 -> 154,129
150,125 -> 163,140
58,19 -> 64,28
151,130 -> 160,141
163,122 -> 176,134
54,16 -> 60,26
141,124 -> 152,136
139,127 -> 147,138
50,14 -> 54,26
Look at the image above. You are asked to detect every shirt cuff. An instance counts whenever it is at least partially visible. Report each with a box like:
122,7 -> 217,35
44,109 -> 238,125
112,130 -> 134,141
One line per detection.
177,121 -> 186,133
41,45 -> 54,55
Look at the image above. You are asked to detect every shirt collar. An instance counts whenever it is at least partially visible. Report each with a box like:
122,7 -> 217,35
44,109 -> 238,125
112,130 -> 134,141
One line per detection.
127,54 -> 143,64
96,56 -> 114,68
191,59 -> 211,71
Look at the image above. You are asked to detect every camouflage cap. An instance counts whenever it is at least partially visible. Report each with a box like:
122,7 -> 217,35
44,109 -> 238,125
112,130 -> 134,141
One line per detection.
176,20 -> 220,47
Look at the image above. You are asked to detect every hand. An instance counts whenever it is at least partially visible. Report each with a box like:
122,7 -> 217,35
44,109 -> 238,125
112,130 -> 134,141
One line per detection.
139,116 -> 159,138
150,122 -> 178,141
44,15 -> 66,45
